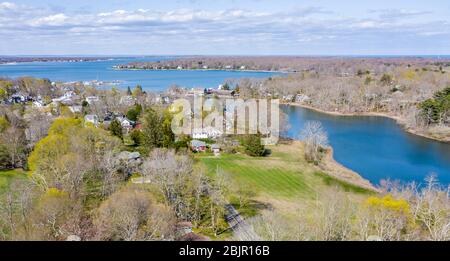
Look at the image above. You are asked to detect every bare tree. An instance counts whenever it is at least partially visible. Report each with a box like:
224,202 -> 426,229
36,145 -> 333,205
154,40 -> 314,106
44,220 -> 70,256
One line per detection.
300,121 -> 329,164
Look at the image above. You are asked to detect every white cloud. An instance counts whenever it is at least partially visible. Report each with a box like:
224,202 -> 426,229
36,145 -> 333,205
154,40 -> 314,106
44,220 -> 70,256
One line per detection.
0,2 -> 449,54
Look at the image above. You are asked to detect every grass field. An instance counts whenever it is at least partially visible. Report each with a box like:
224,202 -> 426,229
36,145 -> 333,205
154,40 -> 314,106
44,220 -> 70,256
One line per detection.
196,141 -> 373,218
0,169 -> 27,192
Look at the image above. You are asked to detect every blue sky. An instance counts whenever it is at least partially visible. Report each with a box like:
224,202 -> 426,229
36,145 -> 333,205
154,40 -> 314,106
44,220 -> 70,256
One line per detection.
1,0 -> 449,55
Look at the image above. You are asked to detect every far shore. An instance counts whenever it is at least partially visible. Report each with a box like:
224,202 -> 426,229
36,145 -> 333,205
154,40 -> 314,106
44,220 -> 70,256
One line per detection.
283,102 -> 450,143
113,67 -> 289,74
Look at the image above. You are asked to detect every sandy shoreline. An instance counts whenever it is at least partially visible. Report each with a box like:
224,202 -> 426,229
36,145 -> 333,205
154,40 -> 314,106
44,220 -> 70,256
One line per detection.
284,102 -> 450,143
321,146 -> 380,192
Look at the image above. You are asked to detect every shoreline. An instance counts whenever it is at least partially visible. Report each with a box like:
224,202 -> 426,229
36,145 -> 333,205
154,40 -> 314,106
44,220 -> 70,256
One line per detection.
321,146 -> 380,192
113,67 -> 290,74
284,102 -> 450,143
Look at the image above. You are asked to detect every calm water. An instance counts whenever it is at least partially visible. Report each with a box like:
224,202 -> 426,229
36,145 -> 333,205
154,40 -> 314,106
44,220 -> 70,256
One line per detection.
283,105 -> 450,186
0,57 -> 275,92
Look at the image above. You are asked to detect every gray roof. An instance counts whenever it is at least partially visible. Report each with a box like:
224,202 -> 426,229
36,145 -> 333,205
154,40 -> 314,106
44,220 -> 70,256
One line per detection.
191,140 -> 206,147
210,144 -> 221,149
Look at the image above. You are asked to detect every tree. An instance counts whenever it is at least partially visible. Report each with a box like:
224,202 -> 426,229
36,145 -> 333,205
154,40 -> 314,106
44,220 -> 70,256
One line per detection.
380,74 -> 393,86
141,108 -> 163,150
141,107 -> 175,151
109,119 -> 123,141
161,110 -> 175,148
126,86 -> 132,96
28,118 -> 121,196
300,121 -> 328,164
0,126 -> 27,168
419,86 -> 450,125
132,85 -> 144,97
241,133 -> 265,157
93,186 -> 175,241
0,145 -> 9,169
126,104 -> 142,122
129,129 -> 143,146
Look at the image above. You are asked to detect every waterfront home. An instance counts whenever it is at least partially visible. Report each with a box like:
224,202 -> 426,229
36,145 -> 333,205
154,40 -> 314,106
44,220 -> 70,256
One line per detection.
191,140 -> 207,152
84,114 -> 99,126
295,94 -> 311,103
208,89 -> 236,97
186,88 -> 205,97
282,94 -> 295,102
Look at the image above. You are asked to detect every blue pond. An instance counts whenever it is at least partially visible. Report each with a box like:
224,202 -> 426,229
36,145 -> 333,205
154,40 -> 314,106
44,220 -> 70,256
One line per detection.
283,105 -> 450,186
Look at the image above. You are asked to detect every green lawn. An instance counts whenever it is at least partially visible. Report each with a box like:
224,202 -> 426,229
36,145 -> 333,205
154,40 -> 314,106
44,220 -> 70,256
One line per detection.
197,142 -> 372,200
199,153 -> 313,198
0,169 -> 27,192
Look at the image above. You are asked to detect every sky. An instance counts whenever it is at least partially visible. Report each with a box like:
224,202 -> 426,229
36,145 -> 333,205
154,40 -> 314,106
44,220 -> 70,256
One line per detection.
1,0 -> 449,55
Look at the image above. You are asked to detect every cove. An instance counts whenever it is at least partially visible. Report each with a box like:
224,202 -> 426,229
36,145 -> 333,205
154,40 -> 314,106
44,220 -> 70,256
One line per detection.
282,105 -> 450,186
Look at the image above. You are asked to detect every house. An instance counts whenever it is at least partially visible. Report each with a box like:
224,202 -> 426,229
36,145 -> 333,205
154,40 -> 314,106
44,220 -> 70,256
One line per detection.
295,94 -> 311,103
68,105 -> 82,113
176,222 -> 209,241
85,96 -> 100,105
9,93 -> 29,103
191,140 -> 207,152
120,95 -> 136,106
84,114 -> 99,126
156,95 -> 171,104
118,151 -> 141,162
33,100 -> 45,108
282,94 -> 294,102
208,89 -> 235,97
116,116 -> 135,133
53,91 -> 76,103
192,127 -> 223,139
186,88 -> 205,97
117,151 -> 141,175
210,144 -> 221,156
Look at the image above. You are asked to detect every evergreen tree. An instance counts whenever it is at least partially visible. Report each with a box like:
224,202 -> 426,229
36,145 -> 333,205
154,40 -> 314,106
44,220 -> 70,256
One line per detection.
127,86 -> 132,95
109,119 -> 123,140
241,133 -> 265,157
141,108 -> 163,149
132,85 -> 144,97
127,104 -> 143,121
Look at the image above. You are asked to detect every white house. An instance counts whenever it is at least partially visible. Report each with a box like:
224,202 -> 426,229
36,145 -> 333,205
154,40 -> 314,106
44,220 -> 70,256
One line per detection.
68,105 -> 82,113
84,114 -> 99,126
52,91 -> 77,103
85,96 -> 100,105
32,100 -> 45,108
295,94 -> 311,103
192,126 -> 223,139
116,116 -> 135,133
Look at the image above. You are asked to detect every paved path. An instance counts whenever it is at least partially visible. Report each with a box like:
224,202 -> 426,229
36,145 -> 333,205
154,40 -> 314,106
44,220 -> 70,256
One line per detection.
224,204 -> 260,241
